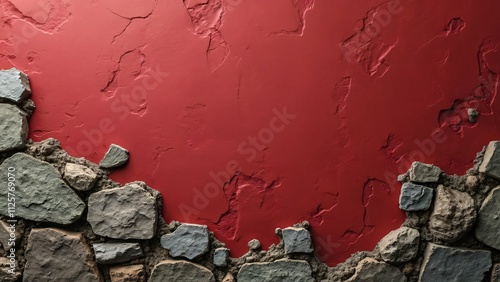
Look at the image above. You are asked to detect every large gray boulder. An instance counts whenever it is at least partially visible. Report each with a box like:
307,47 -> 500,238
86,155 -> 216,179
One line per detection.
475,186 -> 500,250
24,228 -> 103,281
0,68 -> 31,104
409,162 -> 441,183
428,185 -> 476,242
399,182 -> 434,211
479,141 -> 500,179
419,243 -> 491,282
93,243 -> 143,264
160,224 -> 210,260
346,258 -> 407,282
0,153 -> 85,224
87,183 -> 158,239
237,259 -> 314,282
377,227 -> 420,263
0,104 -> 28,152
282,227 -> 314,254
149,260 -> 215,282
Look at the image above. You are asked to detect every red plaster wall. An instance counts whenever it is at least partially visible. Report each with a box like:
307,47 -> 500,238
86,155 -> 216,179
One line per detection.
1,0 -> 500,266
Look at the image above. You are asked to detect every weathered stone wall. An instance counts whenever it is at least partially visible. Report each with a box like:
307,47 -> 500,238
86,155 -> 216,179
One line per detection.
0,69 -> 499,281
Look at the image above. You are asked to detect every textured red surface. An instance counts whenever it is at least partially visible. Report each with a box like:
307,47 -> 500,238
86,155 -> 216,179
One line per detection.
2,0 -> 500,265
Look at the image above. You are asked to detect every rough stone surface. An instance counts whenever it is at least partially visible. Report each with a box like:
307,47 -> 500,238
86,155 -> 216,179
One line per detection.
377,227 -> 419,263
149,260 -> 215,282
109,264 -> 145,282
282,227 -> 314,254
222,273 -> 235,282
20,98 -> 36,116
492,263 -> 500,282
0,220 -> 19,252
0,257 -> 21,282
160,223 -> 209,260
99,144 -> 129,168
429,185 -> 476,242
24,228 -> 103,282
237,259 -> 314,282
0,68 -> 31,103
346,258 -> 407,282
214,247 -> 229,267
248,239 -> 261,251
93,243 -> 143,264
64,163 -> 98,191
475,186 -> 500,250
0,153 -> 85,224
0,104 -> 28,152
88,183 -> 157,239
419,243 -> 491,282
409,161 -> 441,183
479,141 -> 500,179
399,182 -> 434,211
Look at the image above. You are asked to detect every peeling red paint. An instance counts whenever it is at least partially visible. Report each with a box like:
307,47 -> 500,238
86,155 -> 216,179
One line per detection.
2,0 -> 500,266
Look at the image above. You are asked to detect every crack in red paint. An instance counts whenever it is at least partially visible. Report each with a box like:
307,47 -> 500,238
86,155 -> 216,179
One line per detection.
270,0 -> 314,36
439,39 -> 499,135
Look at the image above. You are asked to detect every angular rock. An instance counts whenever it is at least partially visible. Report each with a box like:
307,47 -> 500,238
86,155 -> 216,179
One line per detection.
429,185 -> 476,242
24,228 -> 103,281
20,98 -> 36,116
237,259 -> 314,282
0,220 -> 20,252
0,153 -> 85,224
100,144 -> 129,168
160,223 -> 209,260
109,264 -> 145,282
479,141 -> 500,179
0,257 -> 21,282
93,243 -> 143,264
214,248 -> 229,267
88,183 -> 157,239
377,227 -> 419,263
399,182 -> 434,211
409,161 -> 441,183
248,239 -> 261,251
492,263 -> 500,282
419,243 -> 491,282
222,273 -> 235,282
282,227 -> 314,254
64,163 -> 98,191
0,68 -> 31,103
475,186 -> 500,250
0,104 -> 29,152
346,258 -> 407,282
149,260 -> 215,282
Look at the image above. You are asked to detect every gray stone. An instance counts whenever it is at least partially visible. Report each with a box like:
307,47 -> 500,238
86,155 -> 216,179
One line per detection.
419,243 -> 491,282
475,186 -> 500,250
479,141 -> 500,179
160,223 -> 209,260
0,220 -> 19,252
468,108 -> 479,123
377,227 -> 419,263
282,227 -> 314,254
0,257 -> 21,282
109,264 -> 145,282
248,239 -> 261,251
0,104 -> 28,152
0,153 -> 85,224
149,260 -> 215,282
93,243 -> 143,264
88,183 -> 158,239
409,161 -> 441,183
222,273 -> 235,282
214,248 -> 229,267
492,263 -> 500,282
346,258 -> 407,282
399,182 -> 434,211
24,228 -> 103,281
20,98 -> 36,116
0,68 -> 30,103
64,163 -> 98,191
237,259 -> 314,282
429,185 -> 476,242
100,144 -> 129,168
